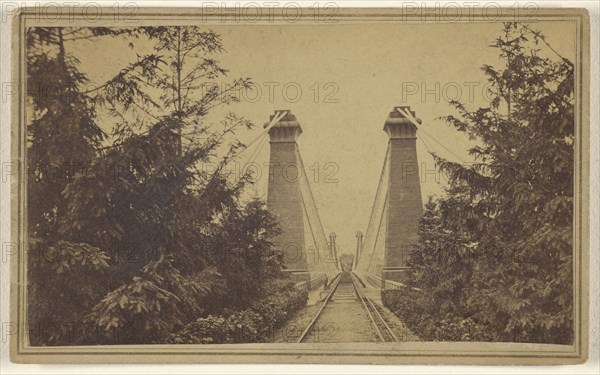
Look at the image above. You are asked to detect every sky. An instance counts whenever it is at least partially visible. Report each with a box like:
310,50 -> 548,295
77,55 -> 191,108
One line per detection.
67,20 -> 576,258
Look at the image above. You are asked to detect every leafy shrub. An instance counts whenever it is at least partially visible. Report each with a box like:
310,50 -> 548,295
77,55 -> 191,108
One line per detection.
382,289 -> 423,333
171,283 -> 308,344
170,315 -> 227,344
27,239 -> 110,345
224,310 -> 263,343
251,281 -> 307,328
85,276 -> 181,344
382,289 -> 493,342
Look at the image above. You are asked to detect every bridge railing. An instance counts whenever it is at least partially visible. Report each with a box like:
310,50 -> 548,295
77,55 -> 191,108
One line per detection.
354,271 -> 422,291
294,272 -> 343,292
382,278 -> 404,290
294,281 -> 309,292
309,274 -> 326,290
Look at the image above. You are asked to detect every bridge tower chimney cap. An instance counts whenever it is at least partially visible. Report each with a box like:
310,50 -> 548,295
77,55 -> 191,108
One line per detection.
384,106 -> 421,139
385,106 -> 422,124
264,110 -> 301,129
265,110 -> 303,142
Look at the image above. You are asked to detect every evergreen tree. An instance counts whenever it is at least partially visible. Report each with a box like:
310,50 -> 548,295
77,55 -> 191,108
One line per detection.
56,27 -> 282,344
26,27 -> 129,345
406,23 -> 574,344
27,26 -> 287,345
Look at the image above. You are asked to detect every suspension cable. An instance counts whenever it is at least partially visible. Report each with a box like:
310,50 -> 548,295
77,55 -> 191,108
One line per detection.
234,110 -> 287,161
417,131 -> 434,154
358,147 -> 389,271
245,132 -> 269,167
295,145 -> 332,277
367,194 -> 388,273
298,181 -> 327,278
397,107 -> 466,164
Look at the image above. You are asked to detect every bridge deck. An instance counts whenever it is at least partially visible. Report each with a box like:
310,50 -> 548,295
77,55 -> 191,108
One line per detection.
301,277 -> 379,343
273,272 -> 419,343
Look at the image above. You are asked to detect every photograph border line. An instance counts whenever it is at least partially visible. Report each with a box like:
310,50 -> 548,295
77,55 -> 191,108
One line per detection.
9,7 -> 590,365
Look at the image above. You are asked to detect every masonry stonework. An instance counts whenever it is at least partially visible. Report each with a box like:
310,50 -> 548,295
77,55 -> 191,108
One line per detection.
266,111 -> 310,284
383,106 -> 423,283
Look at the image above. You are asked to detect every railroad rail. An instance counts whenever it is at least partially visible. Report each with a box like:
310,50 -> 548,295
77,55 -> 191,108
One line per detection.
297,271 -> 398,343
350,272 -> 398,342
296,273 -> 342,343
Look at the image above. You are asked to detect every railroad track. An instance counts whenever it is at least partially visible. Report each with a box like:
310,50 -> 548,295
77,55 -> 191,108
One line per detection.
350,272 -> 398,342
297,271 -> 398,343
296,273 -> 341,343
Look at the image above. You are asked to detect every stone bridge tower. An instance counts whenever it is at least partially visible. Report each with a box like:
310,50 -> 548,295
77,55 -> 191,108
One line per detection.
266,110 -> 309,284
383,106 -> 423,283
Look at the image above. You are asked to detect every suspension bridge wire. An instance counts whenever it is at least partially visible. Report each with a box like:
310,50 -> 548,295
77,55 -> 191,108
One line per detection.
419,127 -> 466,163
397,107 -> 466,164
234,110 -> 288,161
366,194 -> 388,274
362,149 -> 388,243
365,160 -> 389,275
245,132 -> 269,167
225,131 -> 268,186
295,144 -> 337,278
232,133 -> 269,184
417,131 -> 434,154
226,110 -> 287,186
298,182 -> 328,278
295,146 -> 320,272
358,147 -> 389,272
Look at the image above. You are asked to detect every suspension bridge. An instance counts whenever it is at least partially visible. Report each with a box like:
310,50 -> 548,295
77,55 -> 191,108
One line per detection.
254,106 -> 428,290
238,106 -> 435,341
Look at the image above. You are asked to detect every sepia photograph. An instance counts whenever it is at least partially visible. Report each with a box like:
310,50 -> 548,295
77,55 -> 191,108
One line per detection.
5,5 -> 591,366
